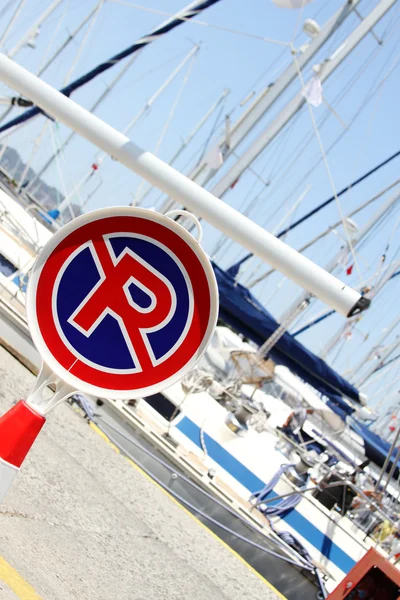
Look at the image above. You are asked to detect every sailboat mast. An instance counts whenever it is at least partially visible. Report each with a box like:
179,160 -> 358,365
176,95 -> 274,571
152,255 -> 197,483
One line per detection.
0,52 -> 367,317
55,45 -> 199,214
0,0 -> 64,123
26,52 -> 140,195
5,0 -> 64,61
137,88 -> 230,208
160,0 -> 364,214
208,0 -> 397,202
0,0 -> 28,48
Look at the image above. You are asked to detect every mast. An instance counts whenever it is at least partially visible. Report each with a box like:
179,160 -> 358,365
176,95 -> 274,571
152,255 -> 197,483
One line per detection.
0,0 -> 64,123
0,0 -> 223,134
25,52 -> 140,195
16,0 -> 106,194
160,0 -> 363,214
0,52 -> 367,317
5,0 -> 64,60
201,0 -> 398,275
55,45 -> 199,215
138,88 -> 230,208
207,0 -> 397,202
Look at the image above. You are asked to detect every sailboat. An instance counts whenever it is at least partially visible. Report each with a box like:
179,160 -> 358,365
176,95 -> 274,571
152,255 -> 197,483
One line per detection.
1,0 -> 400,597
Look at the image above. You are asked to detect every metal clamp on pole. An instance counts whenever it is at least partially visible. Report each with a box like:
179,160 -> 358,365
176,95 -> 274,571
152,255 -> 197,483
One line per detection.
0,53 -> 369,318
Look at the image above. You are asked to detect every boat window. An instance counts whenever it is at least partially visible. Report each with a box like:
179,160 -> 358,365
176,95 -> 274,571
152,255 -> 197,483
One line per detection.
0,253 -> 17,277
144,393 -> 180,422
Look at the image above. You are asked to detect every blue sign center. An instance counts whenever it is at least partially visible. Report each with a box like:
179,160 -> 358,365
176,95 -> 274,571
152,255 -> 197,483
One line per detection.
56,236 -> 190,370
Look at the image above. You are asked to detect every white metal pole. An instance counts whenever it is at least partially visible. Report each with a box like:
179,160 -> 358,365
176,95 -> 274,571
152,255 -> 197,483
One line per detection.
0,53 -> 366,317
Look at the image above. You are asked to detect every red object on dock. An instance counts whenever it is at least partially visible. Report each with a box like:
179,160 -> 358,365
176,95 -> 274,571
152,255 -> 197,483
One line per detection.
327,548 -> 400,599
0,401 -> 46,502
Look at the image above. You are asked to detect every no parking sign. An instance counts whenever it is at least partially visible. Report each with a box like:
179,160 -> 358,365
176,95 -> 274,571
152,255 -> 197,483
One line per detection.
26,207 -> 219,399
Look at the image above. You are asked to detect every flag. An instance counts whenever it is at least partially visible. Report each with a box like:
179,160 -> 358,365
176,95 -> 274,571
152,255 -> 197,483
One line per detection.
302,75 -> 323,107
204,146 -> 223,170
346,264 -> 353,276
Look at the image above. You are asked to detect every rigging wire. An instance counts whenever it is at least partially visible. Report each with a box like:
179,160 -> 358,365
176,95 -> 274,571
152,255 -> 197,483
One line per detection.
0,0 -> 16,23
109,0 -> 292,47
270,20 -> 400,206
239,40 -> 400,287
49,122 -> 75,219
36,3 -> 68,74
291,51 -> 363,284
252,17 -> 400,231
134,45 -> 199,206
211,29 -> 397,264
64,0 -> 105,84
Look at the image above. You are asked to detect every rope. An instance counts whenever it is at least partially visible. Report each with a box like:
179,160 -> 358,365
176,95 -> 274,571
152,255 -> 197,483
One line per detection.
250,464 -> 307,517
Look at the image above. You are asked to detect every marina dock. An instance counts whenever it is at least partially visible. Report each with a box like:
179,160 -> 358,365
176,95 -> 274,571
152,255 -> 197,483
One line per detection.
0,344 -> 282,600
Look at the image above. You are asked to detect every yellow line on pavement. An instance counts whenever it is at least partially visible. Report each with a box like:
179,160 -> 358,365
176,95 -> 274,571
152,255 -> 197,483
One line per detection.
90,422 -> 287,600
0,556 -> 43,599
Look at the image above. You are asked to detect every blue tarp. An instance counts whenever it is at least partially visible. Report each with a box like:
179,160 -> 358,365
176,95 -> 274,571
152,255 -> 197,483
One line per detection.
212,262 -> 360,415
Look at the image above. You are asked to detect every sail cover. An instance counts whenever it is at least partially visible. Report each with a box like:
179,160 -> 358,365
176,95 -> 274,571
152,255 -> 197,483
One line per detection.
212,263 -> 361,414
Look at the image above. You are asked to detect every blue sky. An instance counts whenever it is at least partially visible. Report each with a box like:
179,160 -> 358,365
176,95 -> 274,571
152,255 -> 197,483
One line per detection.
1,0 -> 400,416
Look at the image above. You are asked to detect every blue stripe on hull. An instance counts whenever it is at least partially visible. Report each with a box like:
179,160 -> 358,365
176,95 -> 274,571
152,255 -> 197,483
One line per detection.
176,416 -> 356,574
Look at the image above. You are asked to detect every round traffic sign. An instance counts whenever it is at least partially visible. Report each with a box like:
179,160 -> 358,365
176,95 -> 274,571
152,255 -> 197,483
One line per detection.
26,207 -> 218,399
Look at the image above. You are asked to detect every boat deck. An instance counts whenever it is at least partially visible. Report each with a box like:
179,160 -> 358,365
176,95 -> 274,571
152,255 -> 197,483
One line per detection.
0,345 -> 283,600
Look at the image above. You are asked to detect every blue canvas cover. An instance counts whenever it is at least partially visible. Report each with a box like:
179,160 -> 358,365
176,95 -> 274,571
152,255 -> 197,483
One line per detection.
212,262 -> 360,415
